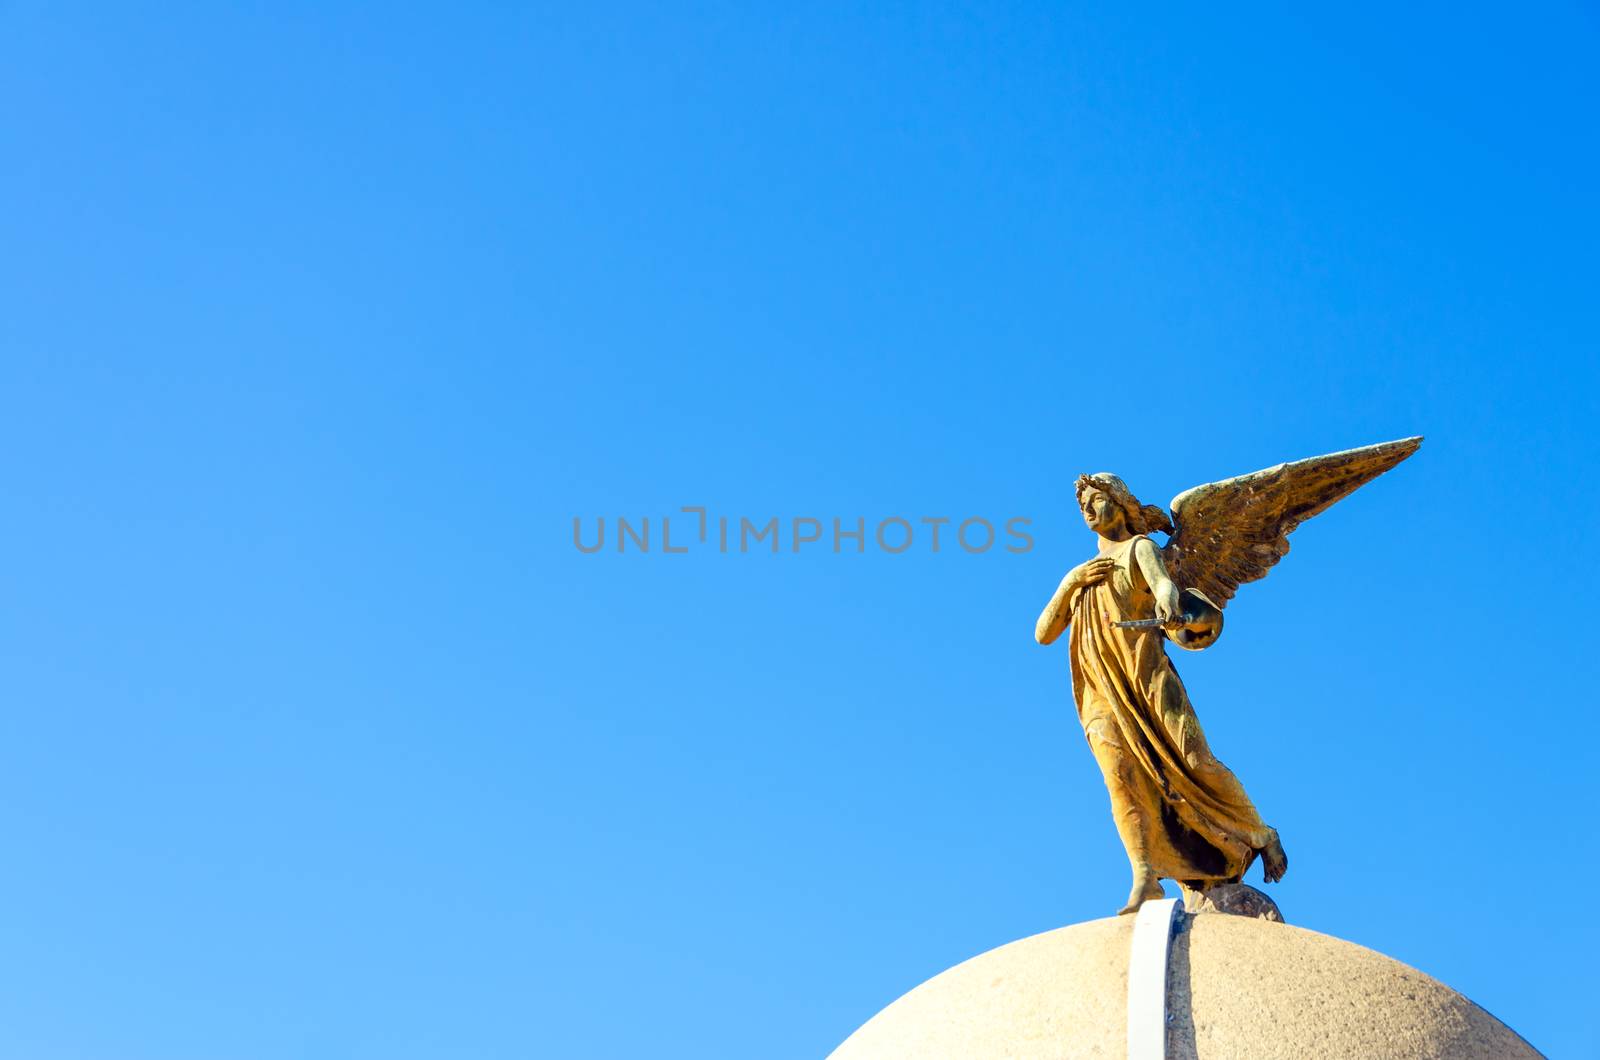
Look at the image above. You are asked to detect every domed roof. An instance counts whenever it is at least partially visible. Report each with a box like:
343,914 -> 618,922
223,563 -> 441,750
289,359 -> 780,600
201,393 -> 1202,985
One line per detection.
830,913 -> 1538,1059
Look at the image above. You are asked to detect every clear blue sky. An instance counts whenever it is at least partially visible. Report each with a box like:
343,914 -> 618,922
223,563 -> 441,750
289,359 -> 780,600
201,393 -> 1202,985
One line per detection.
2,3 -> 1596,1057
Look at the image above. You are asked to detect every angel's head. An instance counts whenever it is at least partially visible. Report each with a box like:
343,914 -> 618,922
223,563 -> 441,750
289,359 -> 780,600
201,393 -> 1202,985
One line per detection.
1075,473 -> 1175,539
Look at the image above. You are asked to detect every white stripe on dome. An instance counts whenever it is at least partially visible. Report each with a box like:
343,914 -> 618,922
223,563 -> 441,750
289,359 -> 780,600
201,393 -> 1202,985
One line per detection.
1127,897 -> 1182,1059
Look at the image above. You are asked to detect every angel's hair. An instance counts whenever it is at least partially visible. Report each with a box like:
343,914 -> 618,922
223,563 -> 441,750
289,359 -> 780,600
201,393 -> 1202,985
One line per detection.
1075,473 -> 1174,537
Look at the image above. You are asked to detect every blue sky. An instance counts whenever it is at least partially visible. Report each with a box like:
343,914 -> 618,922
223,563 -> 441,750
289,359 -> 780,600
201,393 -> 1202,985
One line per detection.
2,3 -> 1597,1057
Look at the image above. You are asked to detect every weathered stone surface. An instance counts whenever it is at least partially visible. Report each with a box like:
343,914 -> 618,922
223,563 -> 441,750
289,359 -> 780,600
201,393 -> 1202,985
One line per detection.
829,914 -> 1540,1059
1183,882 -> 1283,922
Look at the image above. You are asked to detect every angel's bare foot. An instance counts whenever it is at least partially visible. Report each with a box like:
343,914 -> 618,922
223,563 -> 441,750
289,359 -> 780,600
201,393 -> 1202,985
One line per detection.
1259,829 -> 1288,884
1117,875 -> 1166,915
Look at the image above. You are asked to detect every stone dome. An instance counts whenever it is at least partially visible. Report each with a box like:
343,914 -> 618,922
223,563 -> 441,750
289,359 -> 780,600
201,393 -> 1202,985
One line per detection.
829,912 -> 1539,1059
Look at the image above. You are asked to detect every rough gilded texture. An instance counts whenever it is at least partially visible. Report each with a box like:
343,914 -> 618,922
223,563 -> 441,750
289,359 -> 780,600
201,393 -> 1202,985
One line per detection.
1067,532 -> 1272,887
1162,436 -> 1422,607
829,915 -> 1541,1060
1036,437 -> 1420,911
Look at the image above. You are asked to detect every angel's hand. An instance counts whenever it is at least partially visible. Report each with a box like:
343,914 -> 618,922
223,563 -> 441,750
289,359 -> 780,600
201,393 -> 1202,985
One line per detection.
1154,583 -> 1185,628
1070,557 -> 1117,590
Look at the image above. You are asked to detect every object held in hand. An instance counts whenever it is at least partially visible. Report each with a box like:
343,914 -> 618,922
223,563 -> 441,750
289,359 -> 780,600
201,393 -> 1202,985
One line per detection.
1114,588 -> 1224,650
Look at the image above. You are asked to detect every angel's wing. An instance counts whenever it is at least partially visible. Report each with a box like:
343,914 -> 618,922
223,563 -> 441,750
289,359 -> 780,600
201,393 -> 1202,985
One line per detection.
1162,436 -> 1421,608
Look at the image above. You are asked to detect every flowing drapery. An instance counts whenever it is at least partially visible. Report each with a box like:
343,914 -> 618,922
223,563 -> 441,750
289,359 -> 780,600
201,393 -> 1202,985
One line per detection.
1067,535 -> 1271,884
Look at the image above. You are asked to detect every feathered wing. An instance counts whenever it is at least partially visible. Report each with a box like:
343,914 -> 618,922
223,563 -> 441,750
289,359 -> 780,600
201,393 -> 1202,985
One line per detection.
1162,436 -> 1421,608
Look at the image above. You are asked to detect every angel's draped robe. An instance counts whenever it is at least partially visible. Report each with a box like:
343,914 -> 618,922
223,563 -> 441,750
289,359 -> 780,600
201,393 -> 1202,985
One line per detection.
1067,534 -> 1273,884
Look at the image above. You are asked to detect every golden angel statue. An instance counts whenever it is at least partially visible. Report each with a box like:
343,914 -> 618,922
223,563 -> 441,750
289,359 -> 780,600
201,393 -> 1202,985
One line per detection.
1035,437 -> 1421,914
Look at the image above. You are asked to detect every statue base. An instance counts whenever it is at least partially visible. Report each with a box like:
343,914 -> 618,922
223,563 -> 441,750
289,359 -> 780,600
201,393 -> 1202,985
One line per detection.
1180,881 -> 1283,922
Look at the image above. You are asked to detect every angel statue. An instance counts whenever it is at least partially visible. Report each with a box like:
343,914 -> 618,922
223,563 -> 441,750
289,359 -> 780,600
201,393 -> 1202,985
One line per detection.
1034,437 -> 1421,915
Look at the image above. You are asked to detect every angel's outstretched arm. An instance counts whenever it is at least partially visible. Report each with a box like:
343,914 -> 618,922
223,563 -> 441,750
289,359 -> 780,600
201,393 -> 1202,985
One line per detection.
1134,538 -> 1184,626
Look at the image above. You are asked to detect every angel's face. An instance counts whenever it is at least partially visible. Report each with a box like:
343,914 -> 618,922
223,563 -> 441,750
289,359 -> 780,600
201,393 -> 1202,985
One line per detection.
1080,490 -> 1123,535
